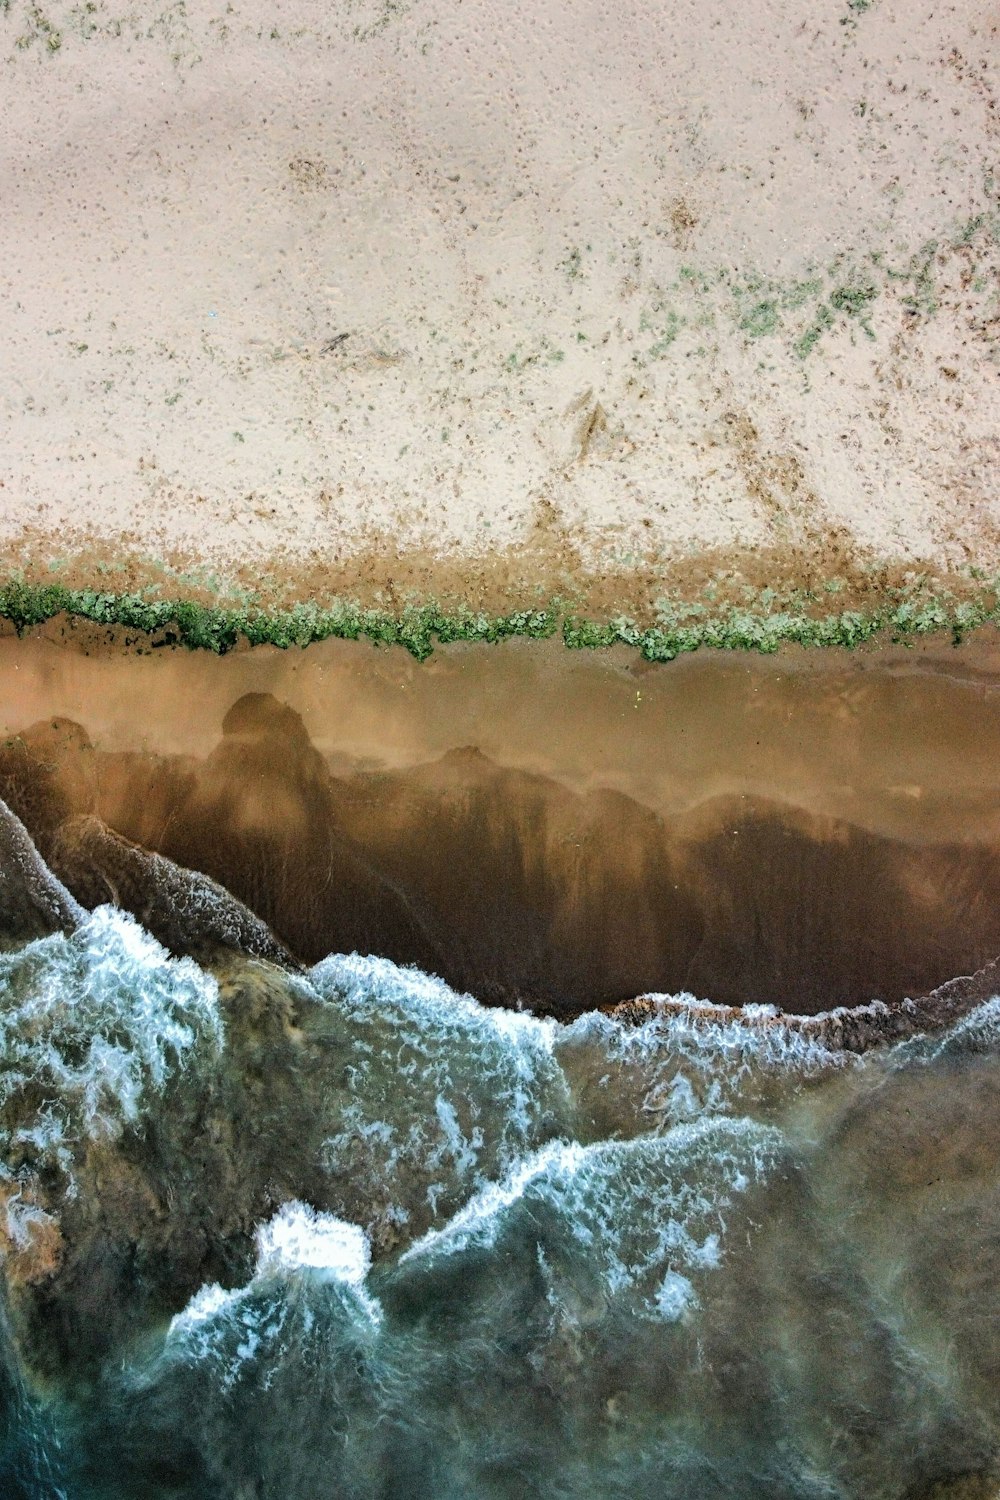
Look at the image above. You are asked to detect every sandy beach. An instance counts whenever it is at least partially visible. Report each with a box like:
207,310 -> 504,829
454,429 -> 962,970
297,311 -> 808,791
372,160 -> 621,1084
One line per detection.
1,0 -> 997,622
5,12 -> 1000,1492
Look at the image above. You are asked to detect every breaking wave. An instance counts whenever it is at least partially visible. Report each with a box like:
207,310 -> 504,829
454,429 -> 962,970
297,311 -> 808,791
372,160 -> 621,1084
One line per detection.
0,807 -> 999,1499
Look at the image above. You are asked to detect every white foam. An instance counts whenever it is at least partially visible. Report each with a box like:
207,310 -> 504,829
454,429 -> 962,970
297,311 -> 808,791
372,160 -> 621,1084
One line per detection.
652,1270 -> 699,1322
171,1281 -> 234,1332
400,1140 -> 587,1264
256,1201 -> 372,1285
1,1181 -> 58,1253
0,907 -> 222,1184
399,1116 -> 781,1323
311,951 -> 557,1057
311,952 -> 574,1235
558,995 -> 849,1140
166,1202 -> 383,1386
903,993 -> 1000,1064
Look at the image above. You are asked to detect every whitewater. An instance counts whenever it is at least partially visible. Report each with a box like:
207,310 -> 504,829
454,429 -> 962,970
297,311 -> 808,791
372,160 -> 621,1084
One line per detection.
2,814 -> 1000,1499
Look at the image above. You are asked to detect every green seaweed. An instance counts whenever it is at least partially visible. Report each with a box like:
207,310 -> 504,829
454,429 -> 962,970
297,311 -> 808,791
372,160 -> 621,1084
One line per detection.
902,239 -> 939,318
647,312 -> 684,357
2,575 -> 997,664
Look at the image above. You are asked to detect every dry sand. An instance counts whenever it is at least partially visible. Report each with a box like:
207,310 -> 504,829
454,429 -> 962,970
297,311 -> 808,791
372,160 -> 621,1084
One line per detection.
0,0 -> 998,615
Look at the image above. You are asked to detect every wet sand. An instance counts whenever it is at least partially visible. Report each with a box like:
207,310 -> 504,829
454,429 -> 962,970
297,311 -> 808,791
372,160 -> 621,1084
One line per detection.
1,629 -> 1000,1014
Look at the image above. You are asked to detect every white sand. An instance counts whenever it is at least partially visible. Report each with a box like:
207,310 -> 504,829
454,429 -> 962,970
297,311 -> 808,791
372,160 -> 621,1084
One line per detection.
0,0 -> 997,606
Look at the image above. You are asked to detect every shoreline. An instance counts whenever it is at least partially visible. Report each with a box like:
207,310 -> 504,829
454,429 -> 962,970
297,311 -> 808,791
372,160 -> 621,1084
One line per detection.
3,569 -> 1000,660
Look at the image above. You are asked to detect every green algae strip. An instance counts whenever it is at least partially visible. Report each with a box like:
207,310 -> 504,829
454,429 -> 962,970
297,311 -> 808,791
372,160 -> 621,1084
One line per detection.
2,576 -> 999,661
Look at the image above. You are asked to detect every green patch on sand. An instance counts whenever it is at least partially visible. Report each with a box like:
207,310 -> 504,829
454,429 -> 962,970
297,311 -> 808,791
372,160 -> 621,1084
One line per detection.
1,575 -> 996,662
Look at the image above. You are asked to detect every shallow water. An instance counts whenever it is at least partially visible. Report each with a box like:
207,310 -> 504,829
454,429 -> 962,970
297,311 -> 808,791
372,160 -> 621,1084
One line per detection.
1,633 -> 1000,1498
4,629 -> 1000,1012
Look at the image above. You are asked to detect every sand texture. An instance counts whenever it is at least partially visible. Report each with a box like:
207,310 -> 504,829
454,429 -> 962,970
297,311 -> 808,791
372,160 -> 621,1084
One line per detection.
1,0 -> 998,618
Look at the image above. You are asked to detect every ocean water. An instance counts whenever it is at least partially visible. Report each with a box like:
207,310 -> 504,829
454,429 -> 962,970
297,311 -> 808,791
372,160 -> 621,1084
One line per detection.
1,638 -> 1000,1500
1,826 -> 1000,1500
